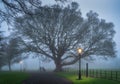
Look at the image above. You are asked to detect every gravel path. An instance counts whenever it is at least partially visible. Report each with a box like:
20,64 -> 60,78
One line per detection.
22,72 -> 72,84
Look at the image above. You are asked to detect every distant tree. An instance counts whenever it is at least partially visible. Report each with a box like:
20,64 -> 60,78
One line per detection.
0,54 -> 6,71
0,57 -> 2,70
0,31 -> 5,70
0,45 -> 5,71
13,3 -> 116,71
2,37 -> 24,71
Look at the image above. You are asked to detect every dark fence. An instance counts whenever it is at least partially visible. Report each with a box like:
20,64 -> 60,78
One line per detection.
86,69 -> 120,81
63,68 -> 120,82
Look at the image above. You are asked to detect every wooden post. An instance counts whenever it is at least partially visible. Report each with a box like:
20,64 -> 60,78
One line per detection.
96,70 -> 98,78
90,69 -> 91,77
93,69 -> 94,77
105,70 -> 107,79
111,70 -> 112,80
116,71 -> 117,81
100,70 -> 102,78
86,63 -> 88,77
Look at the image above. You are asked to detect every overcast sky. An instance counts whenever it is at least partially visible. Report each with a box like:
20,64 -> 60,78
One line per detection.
2,0 -> 120,70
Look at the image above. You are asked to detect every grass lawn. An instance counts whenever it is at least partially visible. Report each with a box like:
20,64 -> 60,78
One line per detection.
57,72 -> 120,84
0,71 -> 29,84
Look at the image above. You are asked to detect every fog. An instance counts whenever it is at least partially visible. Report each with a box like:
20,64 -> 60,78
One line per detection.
1,0 -> 120,71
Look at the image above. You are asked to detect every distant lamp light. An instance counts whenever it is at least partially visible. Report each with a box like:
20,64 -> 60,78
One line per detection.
19,61 -> 23,72
19,61 -> 23,64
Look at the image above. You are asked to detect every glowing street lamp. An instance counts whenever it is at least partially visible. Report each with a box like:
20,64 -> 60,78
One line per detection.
77,48 -> 82,54
77,48 -> 83,80
19,61 -> 23,72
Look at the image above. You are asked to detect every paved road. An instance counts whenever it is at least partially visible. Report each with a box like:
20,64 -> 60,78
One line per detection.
22,72 -> 72,84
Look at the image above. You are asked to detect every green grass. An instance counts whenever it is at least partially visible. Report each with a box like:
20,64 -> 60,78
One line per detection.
57,72 -> 120,84
0,71 -> 29,84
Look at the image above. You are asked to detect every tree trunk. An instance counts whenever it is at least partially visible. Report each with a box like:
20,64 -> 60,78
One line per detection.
54,59 -> 63,72
0,67 -> 1,71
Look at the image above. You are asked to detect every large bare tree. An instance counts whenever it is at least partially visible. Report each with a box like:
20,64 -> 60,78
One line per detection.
0,0 -> 116,71
13,3 -> 116,71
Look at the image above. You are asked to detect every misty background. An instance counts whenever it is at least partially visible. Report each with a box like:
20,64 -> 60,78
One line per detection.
1,0 -> 120,71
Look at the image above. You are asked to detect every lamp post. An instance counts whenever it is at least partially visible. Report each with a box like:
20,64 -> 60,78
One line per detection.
77,48 -> 83,80
19,61 -> 23,72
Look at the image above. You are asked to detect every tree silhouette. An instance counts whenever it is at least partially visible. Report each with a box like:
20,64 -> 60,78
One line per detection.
0,1 -> 116,71
1,37 -> 24,71
13,3 -> 116,71
0,31 -> 5,70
